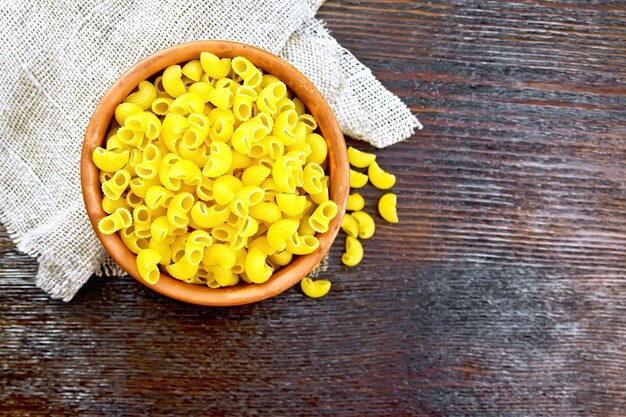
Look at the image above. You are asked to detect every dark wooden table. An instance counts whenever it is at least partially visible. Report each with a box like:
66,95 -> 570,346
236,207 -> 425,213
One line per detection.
3,1 -> 626,415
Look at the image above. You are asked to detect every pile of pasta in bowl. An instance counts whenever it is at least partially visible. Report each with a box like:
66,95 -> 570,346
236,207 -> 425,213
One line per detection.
93,52 -> 338,288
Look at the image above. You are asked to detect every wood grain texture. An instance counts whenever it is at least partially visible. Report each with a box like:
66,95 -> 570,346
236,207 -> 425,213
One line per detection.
2,0 -> 626,415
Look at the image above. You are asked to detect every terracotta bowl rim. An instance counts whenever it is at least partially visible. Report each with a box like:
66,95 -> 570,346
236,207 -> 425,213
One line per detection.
80,40 -> 349,306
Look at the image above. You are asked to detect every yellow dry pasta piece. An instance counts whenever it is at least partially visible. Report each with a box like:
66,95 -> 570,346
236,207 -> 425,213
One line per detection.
285,234 -> 319,255
102,195 -> 129,214
249,202 -> 282,223
247,236 -> 275,256
310,176 -> 329,205
92,147 -> 129,172
188,82 -> 214,103
257,81 -> 286,114
166,192 -> 194,229
211,223 -> 237,242
166,257 -> 199,281
150,215 -> 175,242
170,159 -> 202,185
232,56 -> 262,87
273,110 -> 298,145
149,236 -> 173,266
181,59 -> 203,81
302,163 -> 324,195
98,207 -> 132,235
125,190 -> 143,209
124,81 -> 157,110
129,177 -> 160,199
114,102 -> 142,125
208,87 -> 233,110
266,219 -> 299,252
239,215 -> 259,238
184,230 -> 213,265
230,186 -> 264,217
308,200 -> 338,233
341,236 -> 363,267
161,113 -> 188,153
171,92 -> 205,115
349,169 -> 369,189
101,169 -> 130,200
351,211 -> 375,240
202,141 -> 233,178
341,213 -> 359,238
145,186 -> 174,209
162,65 -> 187,98
208,265 -> 238,286
275,194 -> 307,217
268,250 -> 292,267
245,248 -> 273,284
213,175 -> 243,205
297,114 -> 317,133
136,249 -> 162,285
195,177 -> 214,201
200,52 -> 232,79
346,193 -> 365,212
368,160 -> 396,190
231,151 -> 252,171
378,193 -> 399,223
120,226 -> 148,255
151,97 -> 174,116
347,146 -> 376,168
300,277 -> 331,299
241,164 -> 271,187
158,153 -> 182,192
132,205 -> 152,237
134,144 -> 161,180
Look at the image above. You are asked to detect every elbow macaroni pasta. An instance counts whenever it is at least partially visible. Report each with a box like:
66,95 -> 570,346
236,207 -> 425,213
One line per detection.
97,54 -> 339,287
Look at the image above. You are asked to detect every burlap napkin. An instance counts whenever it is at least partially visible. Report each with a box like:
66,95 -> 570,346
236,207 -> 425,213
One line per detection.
0,0 -> 421,300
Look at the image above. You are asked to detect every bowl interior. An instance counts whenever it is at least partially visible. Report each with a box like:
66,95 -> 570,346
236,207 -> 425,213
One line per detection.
81,41 -> 349,306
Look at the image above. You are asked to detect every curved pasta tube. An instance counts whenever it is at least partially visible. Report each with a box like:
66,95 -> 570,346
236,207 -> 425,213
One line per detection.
162,65 -> 187,98
249,202 -> 282,223
239,216 -> 259,238
117,126 -> 148,149
300,277 -> 331,299
349,169 -> 369,189
236,85 -> 257,101
171,92 -> 205,115
150,215 -> 174,242
166,192 -> 194,229
271,156 -> 297,194
169,234 -> 188,264
341,213 -> 359,238
257,81 -> 286,114
245,248 -> 273,284
158,153 -> 182,191
200,52 -> 232,79
232,121 -> 268,154
170,159 -> 202,185
181,59 -> 203,81
208,117 -> 234,143
132,205 -> 152,237
233,95 -> 252,121
341,236 -> 363,267
166,257 -> 199,281
347,146 -> 376,168
351,211 -> 376,240
202,141 -> 233,178
120,226 -> 149,254
92,147 -> 129,172
276,194 -> 307,217
202,243 -> 237,270
154,76 -> 169,97
232,56 -> 262,87
252,112 -> 274,131
302,163 -> 325,195
145,186 -> 174,209
129,177 -> 160,199
211,223 -> 237,243
136,249 -> 162,284
346,193 -> 365,212
305,133 -> 328,165
184,230 -> 213,265
231,151 -> 252,171
266,219 -> 299,252
180,143 -> 211,169
161,113 -> 189,153
102,195 -> 130,214
310,176 -> 329,205
308,200 -> 338,233
151,97 -> 174,115
124,81 -> 157,110
207,265 -> 238,287
268,250 -> 292,267
149,235 -> 173,266
114,102 -> 142,125
134,144 -> 161,180
211,175 -> 242,205
126,190 -> 143,208
98,207 -> 132,235
101,169 -> 130,200
272,110 -> 298,145
368,161 -> 396,190
208,87 -> 233,110
230,186 -> 264,217
286,234 -> 319,255
378,193 -> 399,223
292,97 -> 305,115
242,164 -> 271,187
188,81 -> 214,103
297,114 -> 317,133
247,236 -> 275,256
195,177 -> 214,201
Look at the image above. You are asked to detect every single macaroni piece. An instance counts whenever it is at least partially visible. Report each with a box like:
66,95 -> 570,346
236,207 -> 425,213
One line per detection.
308,200 -> 338,233
378,193 -> 399,223
124,81 -> 157,110
245,248 -> 273,283
93,147 -> 129,172
340,213 -> 359,238
162,65 -> 187,98
98,53 -> 340,288
136,249 -> 162,284
347,146 -> 376,168
98,207 -> 132,235
341,236 -> 363,267
349,169 -> 368,189
346,193 -> 365,212
300,277 -> 331,299
351,211 -> 375,240
368,161 -> 396,190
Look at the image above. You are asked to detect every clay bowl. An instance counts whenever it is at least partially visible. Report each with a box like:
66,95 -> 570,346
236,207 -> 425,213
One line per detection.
81,40 -> 349,306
